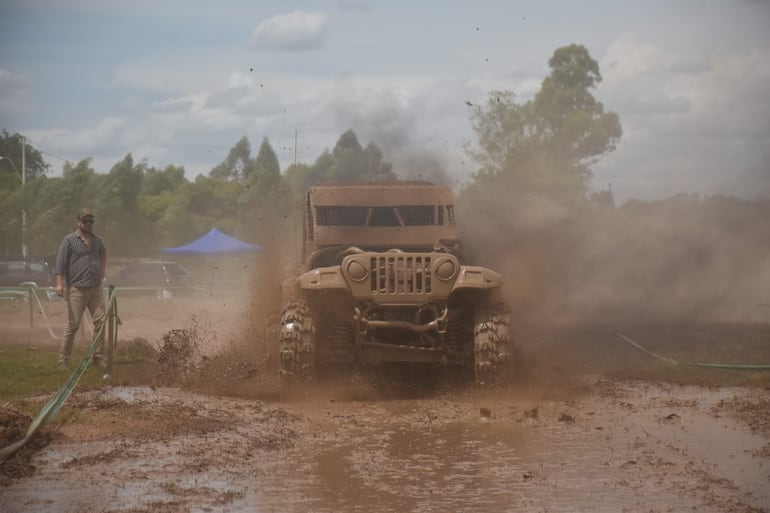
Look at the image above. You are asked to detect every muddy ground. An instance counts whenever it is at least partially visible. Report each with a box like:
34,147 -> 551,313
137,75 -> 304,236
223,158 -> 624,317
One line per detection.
1,293 -> 769,512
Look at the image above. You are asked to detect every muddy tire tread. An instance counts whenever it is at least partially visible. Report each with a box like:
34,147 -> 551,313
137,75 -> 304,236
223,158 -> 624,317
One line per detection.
279,299 -> 316,381
474,304 -> 513,385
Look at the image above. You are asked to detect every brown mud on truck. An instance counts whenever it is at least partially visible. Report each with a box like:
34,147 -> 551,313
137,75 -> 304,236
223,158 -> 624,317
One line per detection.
278,181 -> 512,384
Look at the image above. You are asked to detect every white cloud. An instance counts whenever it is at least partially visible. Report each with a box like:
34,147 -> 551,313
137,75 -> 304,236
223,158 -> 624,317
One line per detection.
21,69 -> 516,185
601,34 -> 665,87
250,11 -> 328,51
595,39 -> 770,201
667,54 -> 711,75
28,118 -> 126,155
110,49 -> 243,93
150,96 -> 198,114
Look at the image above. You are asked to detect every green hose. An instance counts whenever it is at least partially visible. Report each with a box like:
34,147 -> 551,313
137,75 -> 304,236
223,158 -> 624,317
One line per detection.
616,332 -> 770,370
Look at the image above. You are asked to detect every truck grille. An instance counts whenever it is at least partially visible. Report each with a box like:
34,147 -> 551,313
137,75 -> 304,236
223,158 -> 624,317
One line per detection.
370,255 -> 431,295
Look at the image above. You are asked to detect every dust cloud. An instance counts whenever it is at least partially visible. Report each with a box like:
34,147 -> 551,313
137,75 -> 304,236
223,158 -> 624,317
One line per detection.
458,191 -> 770,328
392,149 -> 454,186
144,215 -> 289,396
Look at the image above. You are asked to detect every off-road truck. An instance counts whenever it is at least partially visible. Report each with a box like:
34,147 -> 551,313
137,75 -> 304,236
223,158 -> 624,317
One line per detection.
278,181 -> 511,383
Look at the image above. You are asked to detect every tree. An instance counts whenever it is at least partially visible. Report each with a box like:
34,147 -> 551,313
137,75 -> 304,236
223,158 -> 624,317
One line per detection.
311,129 -> 396,183
158,187 -> 204,247
238,137 -> 292,240
457,45 -> 623,321
248,137 -> 281,194
283,162 -> 314,195
93,154 -> 151,256
309,149 -> 335,184
329,129 -> 364,181
141,164 -> 186,195
467,44 -> 621,201
157,176 -> 244,247
210,136 -> 251,182
137,165 -> 187,232
20,159 -> 99,258
0,133 -> 51,257
0,130 -> 49,187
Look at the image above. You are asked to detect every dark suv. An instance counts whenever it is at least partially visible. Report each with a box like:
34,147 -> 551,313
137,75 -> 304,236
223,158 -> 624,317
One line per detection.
106,260 -> 194,298
0,259 -> 53,287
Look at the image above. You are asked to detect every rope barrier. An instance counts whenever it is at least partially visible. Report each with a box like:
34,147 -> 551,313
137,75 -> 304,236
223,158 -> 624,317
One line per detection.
615,332 -> 770,371
0,290 -> 29,298
0,288 -> 118,463
29,287 -> 63,339
0,285 -> 139,340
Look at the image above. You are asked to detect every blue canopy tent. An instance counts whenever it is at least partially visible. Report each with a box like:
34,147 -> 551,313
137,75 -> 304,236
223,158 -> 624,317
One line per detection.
162,228 -> 262,294
162,228 -> 262,255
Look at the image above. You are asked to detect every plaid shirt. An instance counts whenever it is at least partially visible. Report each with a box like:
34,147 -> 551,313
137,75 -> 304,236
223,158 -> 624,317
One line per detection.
55,230 -> 106,287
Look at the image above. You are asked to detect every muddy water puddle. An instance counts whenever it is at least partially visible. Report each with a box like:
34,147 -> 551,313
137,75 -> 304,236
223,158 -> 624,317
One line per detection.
243,384 -> 769,512
2,382 -> 768,512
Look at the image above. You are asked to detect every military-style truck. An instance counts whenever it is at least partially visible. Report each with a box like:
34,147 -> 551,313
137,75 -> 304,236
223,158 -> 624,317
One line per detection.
278,181 -> 512,383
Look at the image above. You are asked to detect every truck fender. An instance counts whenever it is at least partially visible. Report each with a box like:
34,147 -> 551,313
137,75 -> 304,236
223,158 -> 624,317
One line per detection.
297,266 -> 351,292
451,266 -> 503,292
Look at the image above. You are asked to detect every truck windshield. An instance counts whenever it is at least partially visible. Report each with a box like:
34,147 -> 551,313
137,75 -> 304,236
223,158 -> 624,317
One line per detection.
316,205 -> 451,227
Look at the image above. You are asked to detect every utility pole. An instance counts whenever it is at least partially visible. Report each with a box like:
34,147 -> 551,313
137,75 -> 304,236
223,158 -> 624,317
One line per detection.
21,136 -> 27,259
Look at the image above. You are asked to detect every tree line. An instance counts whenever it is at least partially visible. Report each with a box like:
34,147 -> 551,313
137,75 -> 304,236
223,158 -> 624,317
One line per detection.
0,126 -> 395,259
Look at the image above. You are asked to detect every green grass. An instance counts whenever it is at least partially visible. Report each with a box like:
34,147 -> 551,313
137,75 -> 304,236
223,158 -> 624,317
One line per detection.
2,321 -> 768,413
0,339 -> 159,403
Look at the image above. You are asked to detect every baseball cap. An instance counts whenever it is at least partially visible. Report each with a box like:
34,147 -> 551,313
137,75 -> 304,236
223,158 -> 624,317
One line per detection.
77,207 -> 95,219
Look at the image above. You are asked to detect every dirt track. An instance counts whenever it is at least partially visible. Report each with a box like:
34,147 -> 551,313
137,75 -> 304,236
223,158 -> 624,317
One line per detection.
1,295 -> 769,512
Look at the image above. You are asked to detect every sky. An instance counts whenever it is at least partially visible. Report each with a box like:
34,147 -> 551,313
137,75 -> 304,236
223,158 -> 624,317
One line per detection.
0,0 -> 768,202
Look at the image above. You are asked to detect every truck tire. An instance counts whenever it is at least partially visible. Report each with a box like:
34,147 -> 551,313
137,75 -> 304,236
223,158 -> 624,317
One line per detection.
279,299 -> 316,381
473,304 -> 513,385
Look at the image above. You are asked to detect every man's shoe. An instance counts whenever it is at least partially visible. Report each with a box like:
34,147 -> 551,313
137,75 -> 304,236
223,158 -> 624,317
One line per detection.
57,360 -> 69,370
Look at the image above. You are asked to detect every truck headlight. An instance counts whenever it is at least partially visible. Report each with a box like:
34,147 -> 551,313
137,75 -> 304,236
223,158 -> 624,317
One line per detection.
346,259 -> 368,282
433,257 -> 457,281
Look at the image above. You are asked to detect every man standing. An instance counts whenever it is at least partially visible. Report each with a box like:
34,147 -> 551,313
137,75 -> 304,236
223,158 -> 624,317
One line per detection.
55,208 -> 107,369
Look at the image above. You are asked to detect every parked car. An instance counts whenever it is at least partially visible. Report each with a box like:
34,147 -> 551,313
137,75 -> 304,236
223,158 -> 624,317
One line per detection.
0,259 -> 53,288
106,260 -> 194,298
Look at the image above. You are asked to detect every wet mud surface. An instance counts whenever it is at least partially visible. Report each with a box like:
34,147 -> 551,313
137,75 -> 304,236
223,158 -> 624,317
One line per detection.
2,379 -> 768,513
1,297 -> 768,511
